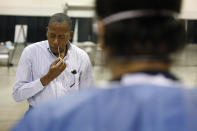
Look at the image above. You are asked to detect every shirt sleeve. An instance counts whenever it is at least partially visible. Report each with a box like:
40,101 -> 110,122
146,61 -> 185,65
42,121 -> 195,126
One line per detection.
79,52 -> 94,89
12,47 -> 45,102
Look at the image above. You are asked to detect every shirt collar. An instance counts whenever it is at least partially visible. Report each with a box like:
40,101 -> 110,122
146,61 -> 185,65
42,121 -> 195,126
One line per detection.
118,70 -> 181,88
112,70 -> 178,81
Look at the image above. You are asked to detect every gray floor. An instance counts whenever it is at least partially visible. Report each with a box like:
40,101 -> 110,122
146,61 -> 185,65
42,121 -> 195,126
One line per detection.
1,43 -> 197,130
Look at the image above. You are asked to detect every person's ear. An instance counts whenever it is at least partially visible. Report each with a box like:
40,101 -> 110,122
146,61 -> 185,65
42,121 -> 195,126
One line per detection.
97,21 -> 105,49
68,31 -> 73,40
46,27 -> 49,37
97,21 -> 111,57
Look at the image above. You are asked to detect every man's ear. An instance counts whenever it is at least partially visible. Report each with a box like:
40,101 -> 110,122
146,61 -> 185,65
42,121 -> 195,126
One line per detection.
69,31 -> 74,40
46,27 -> 49,37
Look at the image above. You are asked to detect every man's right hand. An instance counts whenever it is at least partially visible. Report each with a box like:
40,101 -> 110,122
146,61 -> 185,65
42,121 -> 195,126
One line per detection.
40,58 -> 66,86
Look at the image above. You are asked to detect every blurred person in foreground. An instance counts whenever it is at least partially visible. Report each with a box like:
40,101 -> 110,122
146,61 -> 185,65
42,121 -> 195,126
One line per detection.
12,0 -> 197,131
12,13 -> 94,111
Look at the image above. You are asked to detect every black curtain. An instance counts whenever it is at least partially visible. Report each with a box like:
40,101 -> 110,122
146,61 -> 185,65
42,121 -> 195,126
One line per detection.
0,15 -> 15,42
27,17 -> 49,42
187,20 -> 197,44
78,18 -> 92,42
0,15 -> 49,43
72,17 -> 97,43
0,15 -> 97,43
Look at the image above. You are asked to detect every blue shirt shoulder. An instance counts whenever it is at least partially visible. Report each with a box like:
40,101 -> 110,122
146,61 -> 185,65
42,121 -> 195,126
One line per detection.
12,84 -> 197,131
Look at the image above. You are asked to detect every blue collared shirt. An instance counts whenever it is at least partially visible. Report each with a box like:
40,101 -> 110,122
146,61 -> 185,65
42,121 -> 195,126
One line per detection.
12,73 -> 197,131
13,40 -> 94,106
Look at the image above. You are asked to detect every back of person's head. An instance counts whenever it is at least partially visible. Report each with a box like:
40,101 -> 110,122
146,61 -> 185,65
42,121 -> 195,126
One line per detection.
96,0 -> 185,62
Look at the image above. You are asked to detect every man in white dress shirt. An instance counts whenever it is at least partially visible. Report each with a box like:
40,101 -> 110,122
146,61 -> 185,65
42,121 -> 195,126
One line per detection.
12,13 -> 94,109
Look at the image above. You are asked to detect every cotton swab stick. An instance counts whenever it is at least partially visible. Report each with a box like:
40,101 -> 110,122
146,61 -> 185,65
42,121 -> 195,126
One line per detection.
58,46 -> 61,58
55,46 -> 63,66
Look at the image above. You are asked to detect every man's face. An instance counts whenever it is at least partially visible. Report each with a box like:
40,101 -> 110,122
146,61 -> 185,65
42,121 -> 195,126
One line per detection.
47,22 -> 72,55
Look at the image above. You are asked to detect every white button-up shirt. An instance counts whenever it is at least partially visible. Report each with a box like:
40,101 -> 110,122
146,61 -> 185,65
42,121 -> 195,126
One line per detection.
13,40 -> 94,106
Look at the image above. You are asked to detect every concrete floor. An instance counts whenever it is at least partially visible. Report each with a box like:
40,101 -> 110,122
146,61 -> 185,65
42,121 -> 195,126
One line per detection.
1,43 -> 197,131
0,67 -> 28,131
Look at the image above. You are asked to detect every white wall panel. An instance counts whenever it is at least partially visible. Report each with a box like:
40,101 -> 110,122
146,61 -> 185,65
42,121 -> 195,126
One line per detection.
3,0 -> 197,19
180,0 -> 197,19
0,0 -> 95,16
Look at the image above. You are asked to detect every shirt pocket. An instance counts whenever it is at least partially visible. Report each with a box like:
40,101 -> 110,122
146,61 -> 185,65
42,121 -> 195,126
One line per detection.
60,69 -> 80,90
70,72 -> 80,89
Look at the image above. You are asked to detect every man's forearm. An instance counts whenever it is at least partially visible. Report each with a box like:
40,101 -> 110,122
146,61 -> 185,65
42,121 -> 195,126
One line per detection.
40,73 -> 54,86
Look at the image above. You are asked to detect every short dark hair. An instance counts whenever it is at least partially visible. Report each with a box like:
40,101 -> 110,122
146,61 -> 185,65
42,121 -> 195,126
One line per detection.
96,0 -> 182,19
96,0 -> 185,61
48,13 -> 72,31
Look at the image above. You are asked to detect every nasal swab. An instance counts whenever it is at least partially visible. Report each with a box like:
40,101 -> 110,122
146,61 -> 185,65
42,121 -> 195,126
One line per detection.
58,46 -> 60,58
55,46 -> 63,66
